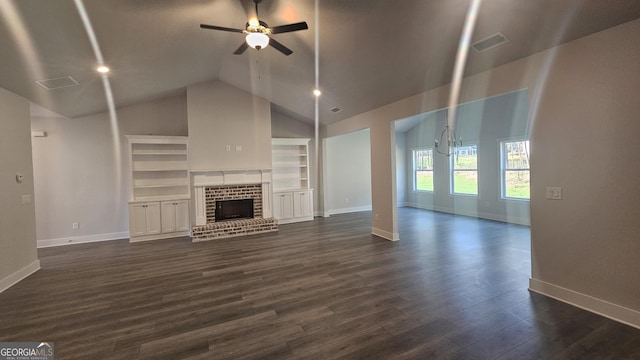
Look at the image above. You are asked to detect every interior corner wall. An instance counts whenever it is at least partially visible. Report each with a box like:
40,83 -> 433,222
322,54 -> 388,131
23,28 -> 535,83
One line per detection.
0,87 -> 39,291
395,131 -> 407,207
187,80 -> 271,171
324,129 -> 372,215
30,94 -> 188,246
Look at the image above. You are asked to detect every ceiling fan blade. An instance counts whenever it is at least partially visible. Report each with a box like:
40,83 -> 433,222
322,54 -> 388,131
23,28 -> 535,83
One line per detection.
233,42 -> 249,55
270,21 -> 308,34
269,38 -> 293,56
200,24 -> 245,33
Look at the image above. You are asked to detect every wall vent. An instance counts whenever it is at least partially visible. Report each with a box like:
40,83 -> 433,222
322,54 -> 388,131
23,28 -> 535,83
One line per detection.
330,107 -> 342,113
472,32 -> 509,53
35,76 -> 79,90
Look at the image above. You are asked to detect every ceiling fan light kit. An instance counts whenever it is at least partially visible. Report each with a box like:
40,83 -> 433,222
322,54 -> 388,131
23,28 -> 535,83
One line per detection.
246,32 -> 269,50
200,0 -> 308,56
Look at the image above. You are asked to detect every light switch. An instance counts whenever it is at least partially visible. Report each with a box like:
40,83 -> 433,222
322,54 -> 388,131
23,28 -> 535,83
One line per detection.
22,194 -> 32,204
235,145 -> 242,152
225,145 -> 231,152
546,187 -> 562,200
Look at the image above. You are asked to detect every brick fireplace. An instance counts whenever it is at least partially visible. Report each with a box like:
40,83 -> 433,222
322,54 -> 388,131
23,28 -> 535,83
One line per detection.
191,170 -> 277,241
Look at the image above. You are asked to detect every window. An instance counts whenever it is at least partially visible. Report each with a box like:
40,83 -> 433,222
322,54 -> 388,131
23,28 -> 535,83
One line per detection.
451,145 -> 478,195
501,140 -> 530,199
413,148 -> 434,191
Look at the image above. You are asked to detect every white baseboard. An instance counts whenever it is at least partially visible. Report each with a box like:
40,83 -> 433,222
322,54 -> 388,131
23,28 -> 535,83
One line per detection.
371,227 -> 399,241
0,260 -> 41,293
323,211 -> 330,218
328,205 -> 372,216
403,203 -> 530,226
37,231 -> 129,248
529,278 -> 640,330
314,211 -> 324,217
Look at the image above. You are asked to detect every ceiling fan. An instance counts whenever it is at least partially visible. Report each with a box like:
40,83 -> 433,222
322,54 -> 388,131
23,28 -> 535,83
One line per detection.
200,0 -> 308,56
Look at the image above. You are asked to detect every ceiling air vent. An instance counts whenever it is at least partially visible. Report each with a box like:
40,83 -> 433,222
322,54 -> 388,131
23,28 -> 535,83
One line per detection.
330,107 -> 342,113
35,76 -> 79,90
472,32 -> 509,53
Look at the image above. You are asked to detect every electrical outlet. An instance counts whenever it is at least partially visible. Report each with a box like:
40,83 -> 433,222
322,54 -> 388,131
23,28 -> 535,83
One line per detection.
375,213 -> 379,220
345,197 -> 349,204
72,222 -> 79,230
235,145 -> 242,151
21,194 -> 31,204
546,187 -> 562,200
225,145 -> 231,152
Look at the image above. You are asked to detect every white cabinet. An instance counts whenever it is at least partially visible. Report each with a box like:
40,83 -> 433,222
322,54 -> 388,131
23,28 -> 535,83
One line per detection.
161,200 -> 190,233
126,135 -> 191,242
129,202 -> 161,237
271,138 -> 314,224
293,190 -> 313,218
273,192 -> 293,220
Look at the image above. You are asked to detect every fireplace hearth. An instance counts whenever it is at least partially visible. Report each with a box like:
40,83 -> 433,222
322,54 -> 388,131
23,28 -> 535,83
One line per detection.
191,169 -> 277,241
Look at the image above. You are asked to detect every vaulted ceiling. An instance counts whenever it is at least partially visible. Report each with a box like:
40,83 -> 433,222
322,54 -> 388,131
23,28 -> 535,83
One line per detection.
1,0 -> 640,125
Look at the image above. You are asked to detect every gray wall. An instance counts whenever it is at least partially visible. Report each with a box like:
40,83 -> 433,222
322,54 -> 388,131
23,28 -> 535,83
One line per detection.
187,80 -> 271,171
0,87 -> 38,291
402,90 -> 530,225
395,131 -> 407,207
324,129 -> 372,215
30,94 -> 187,245
528,20 -> 640,316
325,19 -> 640,325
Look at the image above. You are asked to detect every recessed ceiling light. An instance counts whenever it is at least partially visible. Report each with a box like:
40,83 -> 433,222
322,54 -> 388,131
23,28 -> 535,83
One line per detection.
313,89 -> 321,97
96,65 -> 110,74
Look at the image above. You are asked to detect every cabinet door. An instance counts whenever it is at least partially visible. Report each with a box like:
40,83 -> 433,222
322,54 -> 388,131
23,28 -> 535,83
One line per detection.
130,202 -> 161,237
145,202 -> 161,235
174,200 -> 190,232
293,191 -> 313,218
161,201 -> 177,233
273,192 -> 293,220
130,203 -> 150,237
281,193 -> 293,219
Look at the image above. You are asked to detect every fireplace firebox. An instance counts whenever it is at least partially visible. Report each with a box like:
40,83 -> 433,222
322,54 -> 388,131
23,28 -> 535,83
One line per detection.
215,199 -> 254,222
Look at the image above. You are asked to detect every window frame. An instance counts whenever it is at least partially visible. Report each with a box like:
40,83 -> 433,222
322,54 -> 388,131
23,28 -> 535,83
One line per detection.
499,138 -> 530,201
450,144 -> 479,196
412,148 -> 434,192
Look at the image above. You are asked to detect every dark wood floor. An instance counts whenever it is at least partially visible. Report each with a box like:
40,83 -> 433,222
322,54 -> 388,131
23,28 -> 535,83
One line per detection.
1,208 -> 639,359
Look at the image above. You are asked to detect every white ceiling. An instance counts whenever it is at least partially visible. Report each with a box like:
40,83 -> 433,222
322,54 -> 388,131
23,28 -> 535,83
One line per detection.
2,0 -> 640,125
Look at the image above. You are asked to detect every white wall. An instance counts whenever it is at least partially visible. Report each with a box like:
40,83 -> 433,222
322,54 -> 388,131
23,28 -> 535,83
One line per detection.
325,19 -> 640,326
324,129 -> 372,215
403,90 -> 530,225
31,95 -> 187,246
395,131 -> 407,207
0,87 -> 39,292
187,80 -> 271,171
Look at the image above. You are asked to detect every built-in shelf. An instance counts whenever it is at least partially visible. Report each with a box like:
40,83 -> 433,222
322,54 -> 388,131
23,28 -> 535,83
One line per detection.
272,138 -> 314,224
132,152 -> 188,156
127,135 -> 190,202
